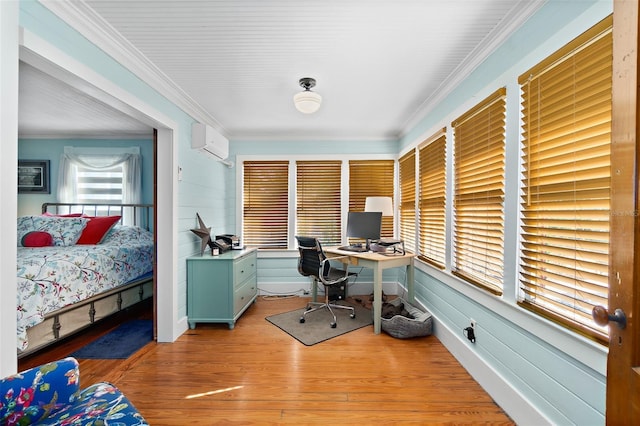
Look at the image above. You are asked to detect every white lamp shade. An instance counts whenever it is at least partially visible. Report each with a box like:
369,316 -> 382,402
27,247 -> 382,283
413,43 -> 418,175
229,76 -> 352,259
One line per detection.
364,196 -> 393,216
293,91 -> 322,114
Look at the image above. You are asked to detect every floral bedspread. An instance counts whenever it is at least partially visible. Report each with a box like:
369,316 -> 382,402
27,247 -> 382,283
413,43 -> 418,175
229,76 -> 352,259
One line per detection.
16,226 -> 154,351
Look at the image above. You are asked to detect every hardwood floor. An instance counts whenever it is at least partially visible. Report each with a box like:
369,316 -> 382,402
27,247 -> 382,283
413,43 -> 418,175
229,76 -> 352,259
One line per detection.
19,296 -> 514,425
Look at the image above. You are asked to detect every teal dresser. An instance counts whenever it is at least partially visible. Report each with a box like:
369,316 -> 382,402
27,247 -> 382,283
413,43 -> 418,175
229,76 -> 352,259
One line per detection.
186,247 -> 258,329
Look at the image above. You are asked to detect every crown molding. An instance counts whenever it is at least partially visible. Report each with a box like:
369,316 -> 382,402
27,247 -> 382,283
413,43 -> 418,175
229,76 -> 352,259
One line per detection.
18,131 -> 151,140
399,0 -> 545,138
39,0 -> 226,135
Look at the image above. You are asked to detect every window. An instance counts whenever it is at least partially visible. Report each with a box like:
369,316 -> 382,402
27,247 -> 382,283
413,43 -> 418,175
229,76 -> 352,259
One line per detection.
452,88 -> 507,294
518,16 -> 612,343
399,150 -> 416,252
349,160 -> 395,240
296,161 -> 342,245
419,130 -> 447,268
243,161 -> 289,249
74,165 -> 124,203
58,147 -> 141,217
242,158 -> 395,248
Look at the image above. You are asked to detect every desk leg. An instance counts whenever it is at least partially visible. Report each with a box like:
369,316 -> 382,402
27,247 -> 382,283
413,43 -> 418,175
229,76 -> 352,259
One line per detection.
373,263 -> 383,334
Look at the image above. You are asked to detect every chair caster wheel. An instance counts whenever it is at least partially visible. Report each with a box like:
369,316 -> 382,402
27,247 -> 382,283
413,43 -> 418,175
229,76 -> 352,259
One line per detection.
330,322 -> 337,328
350,313 -> 356,319
300,317 -> 305,323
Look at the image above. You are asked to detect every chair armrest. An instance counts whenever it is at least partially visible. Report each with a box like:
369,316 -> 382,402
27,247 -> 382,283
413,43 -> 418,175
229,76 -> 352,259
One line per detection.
0,357 -> 80,424
321,257 -> 351,275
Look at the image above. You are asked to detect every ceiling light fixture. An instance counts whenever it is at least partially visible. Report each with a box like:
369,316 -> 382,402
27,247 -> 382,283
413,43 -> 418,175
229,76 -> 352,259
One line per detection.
293,77 -> 322,114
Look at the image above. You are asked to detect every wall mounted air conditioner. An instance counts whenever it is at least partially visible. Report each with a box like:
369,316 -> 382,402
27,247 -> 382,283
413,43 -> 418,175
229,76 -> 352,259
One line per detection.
191,123 -> 229,160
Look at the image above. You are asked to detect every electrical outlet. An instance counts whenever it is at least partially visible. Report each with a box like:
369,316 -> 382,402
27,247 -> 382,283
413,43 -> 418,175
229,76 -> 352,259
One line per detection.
470,319 -> 476,329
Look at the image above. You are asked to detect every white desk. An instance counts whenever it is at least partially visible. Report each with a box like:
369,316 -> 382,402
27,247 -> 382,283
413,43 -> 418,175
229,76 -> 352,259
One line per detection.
324,248 -> 416,334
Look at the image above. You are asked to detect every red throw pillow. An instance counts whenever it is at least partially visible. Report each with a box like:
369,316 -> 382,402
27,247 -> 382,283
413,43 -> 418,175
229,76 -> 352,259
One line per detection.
21,231 -> 54,247
76,216 -> 121,245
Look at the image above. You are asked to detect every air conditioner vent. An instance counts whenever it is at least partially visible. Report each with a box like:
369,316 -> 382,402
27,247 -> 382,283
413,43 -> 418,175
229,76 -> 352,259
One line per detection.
191,123 -> 229,160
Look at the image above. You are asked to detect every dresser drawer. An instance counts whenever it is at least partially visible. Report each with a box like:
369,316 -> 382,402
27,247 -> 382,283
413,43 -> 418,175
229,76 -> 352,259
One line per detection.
234,274 -> 257,314
233,253 -> 257,288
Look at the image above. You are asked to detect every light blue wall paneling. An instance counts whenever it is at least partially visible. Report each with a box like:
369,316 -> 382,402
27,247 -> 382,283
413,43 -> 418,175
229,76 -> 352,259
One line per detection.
418,267 -> 606,425
177,147 -> 231,319
231,138 -> 399,156
256,256 -> 400,288
17,138 -> 154,216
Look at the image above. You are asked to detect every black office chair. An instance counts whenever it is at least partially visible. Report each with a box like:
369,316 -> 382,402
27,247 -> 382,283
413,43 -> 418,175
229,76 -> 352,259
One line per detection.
295,236 -> 356,328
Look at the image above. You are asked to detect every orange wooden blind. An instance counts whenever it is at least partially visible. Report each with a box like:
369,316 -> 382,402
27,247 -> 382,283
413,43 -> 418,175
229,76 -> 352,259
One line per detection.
419,130 -> 447,268
349,160 -> 395,240
296,160 -> 342,245
452,88 -> 507,294
518,15 -> 612,343
399,149 -> 416,252
243,161 -> 289,249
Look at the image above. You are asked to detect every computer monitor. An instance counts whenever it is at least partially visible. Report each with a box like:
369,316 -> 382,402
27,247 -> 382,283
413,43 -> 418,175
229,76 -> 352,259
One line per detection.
346,211 -> 382,249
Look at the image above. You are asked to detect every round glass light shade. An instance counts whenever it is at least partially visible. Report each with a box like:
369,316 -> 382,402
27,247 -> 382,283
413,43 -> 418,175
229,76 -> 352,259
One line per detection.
293,90 -> 322,114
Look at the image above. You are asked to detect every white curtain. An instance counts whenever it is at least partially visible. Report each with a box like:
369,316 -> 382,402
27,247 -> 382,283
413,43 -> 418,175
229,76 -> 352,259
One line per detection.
57,147 -> 142,223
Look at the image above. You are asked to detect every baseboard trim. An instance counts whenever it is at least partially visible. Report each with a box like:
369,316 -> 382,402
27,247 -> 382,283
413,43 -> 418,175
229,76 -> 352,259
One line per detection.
433,315 -> 553,426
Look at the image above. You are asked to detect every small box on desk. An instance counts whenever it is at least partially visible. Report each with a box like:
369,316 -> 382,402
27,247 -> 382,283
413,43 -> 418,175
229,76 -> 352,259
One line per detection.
370,239 -> 405,255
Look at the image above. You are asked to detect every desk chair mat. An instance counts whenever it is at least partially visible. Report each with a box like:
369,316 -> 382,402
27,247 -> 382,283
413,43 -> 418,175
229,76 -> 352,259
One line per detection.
265,302 -> 372,346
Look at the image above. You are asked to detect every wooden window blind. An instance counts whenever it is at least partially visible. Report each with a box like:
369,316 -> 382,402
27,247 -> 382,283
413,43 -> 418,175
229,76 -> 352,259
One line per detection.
243,161 -> 289,249
399,150 -> 416,252
349,160 -> 395,240
418,130 -> 447,268
518,16 -> 612,343
296,161 -> 342,245
452,88 -> 507,294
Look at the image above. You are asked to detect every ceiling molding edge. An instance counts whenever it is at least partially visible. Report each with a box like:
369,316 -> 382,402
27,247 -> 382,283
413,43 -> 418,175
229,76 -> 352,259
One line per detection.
40,0 -> 226,135
399,0 -> 545,139
19,132 -> 152,140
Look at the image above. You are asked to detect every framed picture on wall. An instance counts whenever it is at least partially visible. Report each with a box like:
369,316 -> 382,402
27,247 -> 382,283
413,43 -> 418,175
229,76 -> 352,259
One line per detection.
18,160 -> 50,194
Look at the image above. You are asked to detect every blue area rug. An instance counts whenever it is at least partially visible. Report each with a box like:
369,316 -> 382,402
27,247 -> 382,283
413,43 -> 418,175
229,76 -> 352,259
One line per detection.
71,320 -> 153,359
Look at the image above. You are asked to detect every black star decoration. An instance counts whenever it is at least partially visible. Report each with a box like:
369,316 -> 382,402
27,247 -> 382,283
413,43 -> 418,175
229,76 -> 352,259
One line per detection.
190,213 -> 211,255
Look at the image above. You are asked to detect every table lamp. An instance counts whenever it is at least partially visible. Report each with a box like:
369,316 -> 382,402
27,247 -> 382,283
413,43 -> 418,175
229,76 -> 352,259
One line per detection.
364,196 -> 393,216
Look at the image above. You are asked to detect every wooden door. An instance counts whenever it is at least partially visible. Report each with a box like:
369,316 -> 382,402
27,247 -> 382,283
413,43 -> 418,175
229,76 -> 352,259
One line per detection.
603,0 -> 640,422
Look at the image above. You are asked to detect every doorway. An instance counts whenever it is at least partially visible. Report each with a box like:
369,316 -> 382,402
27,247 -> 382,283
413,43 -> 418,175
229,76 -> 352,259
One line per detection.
15,28 -> 179,358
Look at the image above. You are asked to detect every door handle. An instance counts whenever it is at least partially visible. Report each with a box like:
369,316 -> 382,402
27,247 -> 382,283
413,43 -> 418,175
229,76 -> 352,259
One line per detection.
592,306 -> 627,329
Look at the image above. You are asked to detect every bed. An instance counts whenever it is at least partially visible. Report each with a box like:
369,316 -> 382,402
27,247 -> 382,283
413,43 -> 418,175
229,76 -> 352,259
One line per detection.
16,203 -> 155,358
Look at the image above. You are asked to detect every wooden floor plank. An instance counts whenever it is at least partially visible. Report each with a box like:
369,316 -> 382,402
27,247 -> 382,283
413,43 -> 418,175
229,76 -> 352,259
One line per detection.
19,296 -> 514,424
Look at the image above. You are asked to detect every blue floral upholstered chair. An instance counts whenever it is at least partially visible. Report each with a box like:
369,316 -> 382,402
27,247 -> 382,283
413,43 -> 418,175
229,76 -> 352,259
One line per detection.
0,357 -> 148,425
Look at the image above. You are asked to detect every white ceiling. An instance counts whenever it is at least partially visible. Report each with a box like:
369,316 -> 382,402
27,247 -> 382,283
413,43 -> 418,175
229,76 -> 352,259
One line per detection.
19,0 -> 543,141
19,62 -> 153,139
